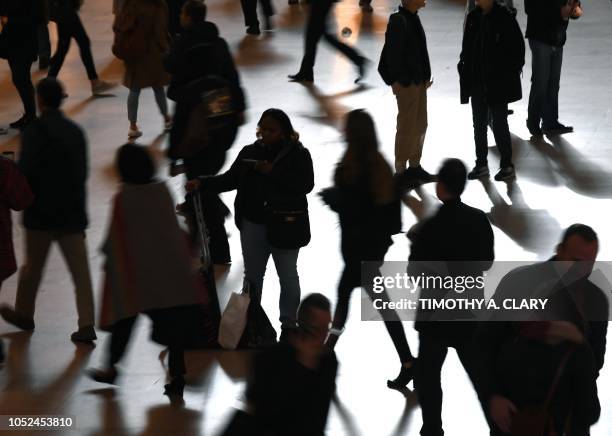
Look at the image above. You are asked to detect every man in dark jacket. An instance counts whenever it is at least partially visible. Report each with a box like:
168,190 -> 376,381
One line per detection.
459,0 -> 524,182
0,0 -> 47,130
477,224 -> 605,435
380,0 -> 434,182
409,158 -> 495,436
0,78 -> 96,344
164,0 -> 246,265
525,0 -> 582,136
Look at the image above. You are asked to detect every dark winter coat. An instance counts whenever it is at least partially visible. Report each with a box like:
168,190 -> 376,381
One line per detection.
0,0 -> 47,61
525,0 -> 579,47
459,2 -> 525,105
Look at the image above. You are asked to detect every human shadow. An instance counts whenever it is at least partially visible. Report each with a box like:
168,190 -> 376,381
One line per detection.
388,390 -> 419,436
297,82 -> 370,128
537,134 -> 612,199
479,178 -> 562,256
331,393 -> 363,436
233,37 -> 293,68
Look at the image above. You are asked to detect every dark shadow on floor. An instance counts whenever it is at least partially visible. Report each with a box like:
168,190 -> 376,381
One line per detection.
332,393 -> 363,436
388,389 -> 419,436
298,82 -> 370,128
234,37 -> 293,68
479,178 -> 562,256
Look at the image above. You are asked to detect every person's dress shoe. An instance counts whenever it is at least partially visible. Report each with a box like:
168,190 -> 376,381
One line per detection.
0,305 -> 35,330
542,122 -> 574,135
91,81 -> 116,96
494,166 -> 515,182
246,25 -> 261,36
9,115 -> 35,131
387,361 -> 415,390
467,165 -> 490,180
164,376 -> 185,398
288,71 -> 314,83
526,120 -> 543,137
71,325 -> 97,343
88,367 -> 118,384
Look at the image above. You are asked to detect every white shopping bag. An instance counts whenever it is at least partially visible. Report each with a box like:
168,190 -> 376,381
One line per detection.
218,280 -> 251,350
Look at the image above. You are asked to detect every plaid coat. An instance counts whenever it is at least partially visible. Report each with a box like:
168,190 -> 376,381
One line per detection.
0,157 -> 33,282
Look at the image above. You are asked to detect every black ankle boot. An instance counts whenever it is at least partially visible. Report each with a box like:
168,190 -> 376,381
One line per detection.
164,376 -> 185,398
387,362 -> 415,390
288,71 -> 314,83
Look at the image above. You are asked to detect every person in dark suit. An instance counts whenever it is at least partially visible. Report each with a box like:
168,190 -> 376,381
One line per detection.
409,158 -> 495,436
0,0 -> 47,129
477,224 -> 606,435
288,0 -> 367,83
459,0 -> 525,182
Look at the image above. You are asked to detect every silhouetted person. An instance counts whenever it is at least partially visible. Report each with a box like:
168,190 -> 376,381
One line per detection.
525,0 -> 582,136
321,109 -> 415,390
409,158 -> 494,436
245,293 -> 338,436
240,0 -> 274,35
114,0 -> 172,139
459,0 -> 524,181
47,0 -> 114,95
165,0 -> 187,38
0,0 -> 47,130
88,144 -> 213,399
0,156 -> 33,365
380,0 -> 434,181
165,0 -> 246,265
288,0 -> 367,83
186,109 -> 314,337
0,78 -> 97,343
478,224 -> 606,435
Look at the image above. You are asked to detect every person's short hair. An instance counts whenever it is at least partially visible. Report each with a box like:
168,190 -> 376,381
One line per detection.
560,224 -> 598,245
183,0 -> 207,22
437,158 -> 467,197
116,143 -> 155,184
258,108 -> 300,142
36,78 -> 65,109
297,293 -> 331,327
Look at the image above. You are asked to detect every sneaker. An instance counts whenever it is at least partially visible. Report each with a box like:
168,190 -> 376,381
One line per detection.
71,326 -> 97,343
542,122 -> 573,135
411,165 -> 436,183
246,25 -> 261,36
467,165 -> 490,180
0,305 -> 35,331
128,128 -> 143,139
526,120 -> 543,137
494,166 -> 515,181
91,81 -> 116,96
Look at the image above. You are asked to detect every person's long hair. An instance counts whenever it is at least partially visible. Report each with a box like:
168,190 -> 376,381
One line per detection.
344,109 -> 378,161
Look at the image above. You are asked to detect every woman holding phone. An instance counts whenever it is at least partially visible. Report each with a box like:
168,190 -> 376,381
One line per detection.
186,109 -> 314,340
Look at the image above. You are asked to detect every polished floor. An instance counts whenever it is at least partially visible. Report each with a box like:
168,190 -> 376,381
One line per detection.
1,0 -> 612,434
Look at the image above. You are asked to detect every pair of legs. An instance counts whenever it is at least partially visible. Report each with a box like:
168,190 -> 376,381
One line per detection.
7,57 -> 36,125
127,87 -> 170,134
240,219 -> 301,327
37,23 -> 51,67
11,230 -> 95,331
48,10 -> 99,82
392,82 -> 428,173
332,234 -> 413,367
416,326 -> 489,436
293,0 -> 364,79
471,91 -> 513,170
527,39 -> 564,130
240,0 -> 274,30
106,316 -> 185,380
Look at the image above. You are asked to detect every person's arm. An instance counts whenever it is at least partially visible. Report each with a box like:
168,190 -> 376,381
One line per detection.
503,12 -> 526,72
268,147 -> 315,196
17,124 -> 44,182
568,344 -> 601,428
588,320 -> 607,373
199,147 -> 249,194
163,34 -> 184,73
385,15 -> 412,86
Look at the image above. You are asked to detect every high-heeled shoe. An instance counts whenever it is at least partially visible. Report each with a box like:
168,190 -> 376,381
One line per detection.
163,376 -> 185,398
288,71 -> 314,83
87,367 -> 118,385
387,361 -> 415,390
